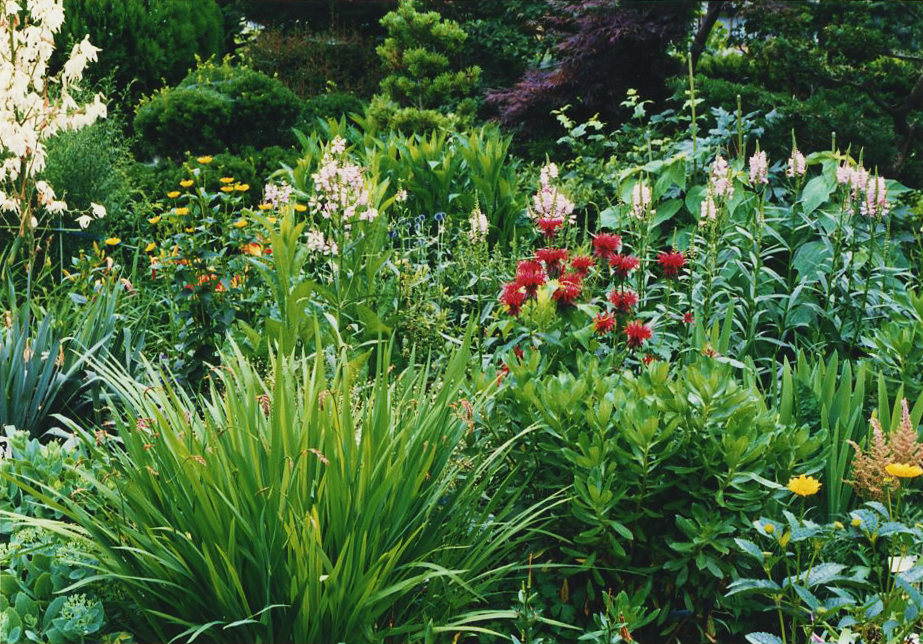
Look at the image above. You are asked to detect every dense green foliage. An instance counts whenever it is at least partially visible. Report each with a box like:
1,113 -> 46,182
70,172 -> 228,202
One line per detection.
59,0 -> 225,99
366,0 -> 481,132
3,3 -> 923,644
133,61 -> 303,159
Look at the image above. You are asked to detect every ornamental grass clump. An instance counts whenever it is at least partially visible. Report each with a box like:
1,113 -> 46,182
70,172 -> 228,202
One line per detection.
2,334 -> 550,643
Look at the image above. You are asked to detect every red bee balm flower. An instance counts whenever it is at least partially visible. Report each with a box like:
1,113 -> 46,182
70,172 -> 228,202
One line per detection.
624,320 -> 653,348
536,217 -> 564,238
657,249 -> 686,277
593,312 -> 617,335
609,254 -> 640,279
535,247 -> 569,277
682,311 -> 694,324
516,260 -> 546,296
608,288 -> 638,313
553,273 -> 582,306
570,254 -> 594,277
592,233 -> 622,260
500,283 -> 527,316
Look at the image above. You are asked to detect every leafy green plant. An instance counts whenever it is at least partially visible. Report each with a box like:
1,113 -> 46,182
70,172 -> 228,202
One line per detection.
134,61 -> 303,160
366,0 -> 481,133
3,334 -> 552,643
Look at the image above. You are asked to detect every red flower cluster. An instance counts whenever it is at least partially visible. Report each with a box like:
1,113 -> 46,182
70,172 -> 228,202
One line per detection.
609,254 -> 640,279
593,312 -> 617,335
608,288 -> 638,313
570,254 -> 594,277
553,272 -> 583,306
682,311 -> 694,324
656,249 -> 686,277
516,260 -> 546,296
536,217 -> 564,238
624,320 -> 653,348
535,247 -> 569,277
592,233 -> 622,260
500,283 -> 527,315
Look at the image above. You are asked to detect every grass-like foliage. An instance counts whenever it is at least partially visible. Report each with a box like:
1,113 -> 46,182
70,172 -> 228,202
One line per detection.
4,333 -> 550,643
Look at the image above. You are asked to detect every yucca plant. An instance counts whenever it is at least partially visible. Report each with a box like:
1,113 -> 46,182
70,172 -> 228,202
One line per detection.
3,332 -> 551,643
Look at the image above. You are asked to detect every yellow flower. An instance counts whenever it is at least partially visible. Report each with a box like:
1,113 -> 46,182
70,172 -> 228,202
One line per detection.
220,186 -> 235,193
148,215 -> 162,224
233,219 -> 247,228
267,217 -> 278,224
105,237 -> 121,246
234,183 -> 249,192
293,203 -> 307,213
243,242 -> 263,256
851,517 -> 862,527
885,463 -> 923,479
220,177 -> 235,184
197,156 -> 213,164
174,207 -> 190,216
763,524 -> 774,534
144,242 -> 156,252
167,191 -> 181,198
180,179 -> 194,188
833,521 -> 844,530
787,474 -> 821,497
185,227 -> 195,233
257,203 -> 273,210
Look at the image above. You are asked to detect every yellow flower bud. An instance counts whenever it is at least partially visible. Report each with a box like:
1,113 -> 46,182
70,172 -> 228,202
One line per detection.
851,517 -> 862,527
763,524 -> 775,534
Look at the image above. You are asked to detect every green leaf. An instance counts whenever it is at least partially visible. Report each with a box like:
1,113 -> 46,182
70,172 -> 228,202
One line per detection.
801,174 -> 835,216
745,632 -> 784,644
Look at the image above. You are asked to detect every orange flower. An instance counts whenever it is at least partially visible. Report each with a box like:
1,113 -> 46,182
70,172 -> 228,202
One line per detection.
243,242 -> 263,257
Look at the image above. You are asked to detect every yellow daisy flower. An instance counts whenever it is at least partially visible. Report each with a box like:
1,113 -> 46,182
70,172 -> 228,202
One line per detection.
196,156 -> 213,164
220,177 -> 235,184
787,474 -> 821,497
233,219 -> 247,228
148,215 -> 162,224
234,183 -> 249,192
293,203 -> 307,213
105,237 -> 121,246
220,186 -> 235,193
257,203 -> 273,210
180,179 -> 194,188
167,191 -> 181,198
144,242 -> 156,252
174,207 -> 190,216
267,217 -> 278,224
185,227 -> 195,233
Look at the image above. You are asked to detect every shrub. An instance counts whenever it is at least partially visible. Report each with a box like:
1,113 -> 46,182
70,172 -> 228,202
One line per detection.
59,0 -> 225,100
133,61 -> 303,159
366,0 -> 481,133
12,339 -> 549,643
247,25 -> 381,99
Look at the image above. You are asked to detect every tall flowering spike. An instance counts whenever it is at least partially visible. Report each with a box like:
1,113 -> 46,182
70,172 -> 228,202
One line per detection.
631,181 -> 652,219
468,207 -> 489,242
860,175 -> 889,218
1,0 -> 107,234
530,162 -> 575,235
891,398 -> 923,467
748,150 -> 768,186
786,148 -> 806,178
309,137 -> 376,223
699,193 -> 717,226
710,155 -> 734,198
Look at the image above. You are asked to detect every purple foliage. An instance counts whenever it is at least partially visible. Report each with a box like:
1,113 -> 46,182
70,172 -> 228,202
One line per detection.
488,0 -> 695,130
